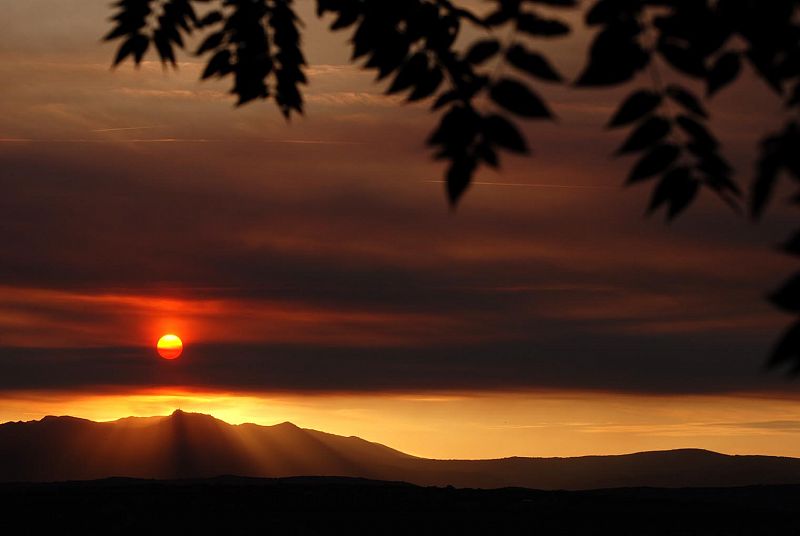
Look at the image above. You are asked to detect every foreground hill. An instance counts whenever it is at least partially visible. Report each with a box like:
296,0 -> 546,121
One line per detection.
2,478 -> 799,534
2,410 -> 800,489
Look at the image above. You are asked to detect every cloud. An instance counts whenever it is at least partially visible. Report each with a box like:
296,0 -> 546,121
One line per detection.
0,136 -> 792,395
0,0 -> 794,399
0,335 -> 790,395
112,88 -> 228,101
91,126 -> 166,133
306,92 -> 404,107
714,420 -> 800,432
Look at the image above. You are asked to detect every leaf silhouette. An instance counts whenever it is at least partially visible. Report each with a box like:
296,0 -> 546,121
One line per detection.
666,85 -> 708,118
483,114 -> 528,154
577,22 -> 649,86
769,322 -> 800,373
516,13 -> 570,37
113,34 -> 149,66
202,50 -> 231,79
446,157 -> 476,205
387,53 -> 427,95
617,116 -> 671,154
707,52 -> 741,96
676,115 -> 717,151
489,78 -> 553,118
408,66 -> 444,101
770,274 -> 800,313
658,41 -> 706,77
506,45 -> 562,82
465,40 -> 500,65
627,144 -> 680,184
608,90 -> 662,128
648,166 -> 698,220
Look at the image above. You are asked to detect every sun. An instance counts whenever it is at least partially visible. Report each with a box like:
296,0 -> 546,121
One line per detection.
157,334 -> 183,360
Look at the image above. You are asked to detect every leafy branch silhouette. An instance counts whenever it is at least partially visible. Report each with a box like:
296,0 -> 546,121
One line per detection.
105,0 -> 800,372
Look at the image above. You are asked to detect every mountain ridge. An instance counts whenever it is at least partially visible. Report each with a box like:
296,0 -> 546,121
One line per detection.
1,413 -> 749,461
2,411 -> 800,489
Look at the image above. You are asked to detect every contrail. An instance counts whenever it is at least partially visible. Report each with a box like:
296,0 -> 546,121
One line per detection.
259,138 -> 363,145
91,125 -> 165,132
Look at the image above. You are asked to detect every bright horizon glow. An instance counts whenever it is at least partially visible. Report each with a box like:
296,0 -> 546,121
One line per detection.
1,389 -> 800,460
157,334 -> 183,360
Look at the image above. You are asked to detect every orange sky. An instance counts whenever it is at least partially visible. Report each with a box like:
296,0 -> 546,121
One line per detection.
3,389 -> 800,459
1,0 -> 799,458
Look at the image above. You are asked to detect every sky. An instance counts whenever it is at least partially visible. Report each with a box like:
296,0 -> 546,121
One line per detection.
1,0 -> 799,459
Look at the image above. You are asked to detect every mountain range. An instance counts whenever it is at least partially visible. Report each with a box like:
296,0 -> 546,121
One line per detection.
2,410 -> 800,489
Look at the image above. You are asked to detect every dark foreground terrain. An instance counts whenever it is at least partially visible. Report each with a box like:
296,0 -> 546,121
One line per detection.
2,477 -> 798,535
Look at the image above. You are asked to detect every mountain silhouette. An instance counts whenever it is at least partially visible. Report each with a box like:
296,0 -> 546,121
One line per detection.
2,410 -> 800,489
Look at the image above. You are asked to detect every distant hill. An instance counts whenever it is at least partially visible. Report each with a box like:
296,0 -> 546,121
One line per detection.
2,410 -> 800,489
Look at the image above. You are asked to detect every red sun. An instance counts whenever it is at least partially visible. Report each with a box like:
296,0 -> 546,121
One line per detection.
157,334 -> 183,360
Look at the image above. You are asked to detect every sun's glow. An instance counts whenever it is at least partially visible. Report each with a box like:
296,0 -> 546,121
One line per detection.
156,334 -> 183,359
2,390 -> 800,459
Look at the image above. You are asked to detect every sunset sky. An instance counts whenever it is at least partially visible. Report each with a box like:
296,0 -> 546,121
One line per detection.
1,0 -> 799,459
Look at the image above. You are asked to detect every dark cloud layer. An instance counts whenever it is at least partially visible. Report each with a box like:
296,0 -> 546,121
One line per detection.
0,132 -> 794,395
0,333 -> 787,395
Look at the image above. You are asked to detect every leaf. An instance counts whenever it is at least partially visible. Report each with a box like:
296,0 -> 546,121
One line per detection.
489,78 -> 552,118
528,0 -> 577,6
483,114 -> 528,153
408,66 -> 443,101
113,34 -> 149,66
197,31 -> 224,55
788,83 -> 800,108
153,30 -> 176,65
366,39 -> 410,80
658,41 -> 706,77
647,166 -> 698,220
676,115 -> 717,151
197,10 -> 223,28
648,166 -> 686,214
505,45 -> 562,82
768,321 -> 800,372
465,39 -> 500,65
585,0 -> 617,26
707,52 -> 741,96
608,90 -> 662,128
696,152 -> 734,184
627,144 -> 680,183
576,24 -> 649,86
202,49 -> 231,79
388,53 -> 427,94
666,85 -> 708,118
752,151 -> 780,219
483,8 -> 512,27
475,142 -> 499,167
447,156 -> 476,205
432,89 -> 460,110
270,0 -> 307,118
616,116 -> 671,154
784,231 -> 800,255
329,9 -> 359,30
516,13 -> 570,37
666,173 -> 699,220
428,106 -> 479,148
770,274 -> 800,312
747,47 -> 784,95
